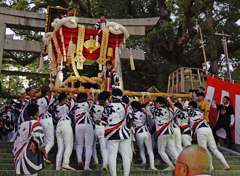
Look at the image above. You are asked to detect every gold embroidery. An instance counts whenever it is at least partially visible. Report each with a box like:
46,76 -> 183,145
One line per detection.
84,39 -> 100,53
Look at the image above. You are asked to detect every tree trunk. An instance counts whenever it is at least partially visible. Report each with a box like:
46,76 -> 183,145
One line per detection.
126,0 -> 139,18
158,0 -> 170,24
206,0 -> 218,74
209,59 -> 218,75
85,0 -> 92,18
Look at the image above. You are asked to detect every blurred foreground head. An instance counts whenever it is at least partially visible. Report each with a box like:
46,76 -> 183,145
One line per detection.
175,145 -> 211,176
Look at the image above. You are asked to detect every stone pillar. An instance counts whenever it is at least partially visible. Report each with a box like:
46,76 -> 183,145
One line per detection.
0,23 -> 6,74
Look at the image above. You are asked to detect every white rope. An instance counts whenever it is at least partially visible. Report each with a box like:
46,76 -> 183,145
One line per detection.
106,22 -> 129,40
54,17 -> 78,31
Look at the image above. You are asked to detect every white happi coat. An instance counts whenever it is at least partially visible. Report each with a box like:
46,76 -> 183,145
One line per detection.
13,119 -> 45,175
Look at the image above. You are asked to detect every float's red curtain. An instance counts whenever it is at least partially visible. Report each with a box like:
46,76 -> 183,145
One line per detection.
54,26 -> 124,61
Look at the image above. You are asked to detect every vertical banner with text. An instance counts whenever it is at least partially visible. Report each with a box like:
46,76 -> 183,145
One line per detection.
205,75 -> 240,144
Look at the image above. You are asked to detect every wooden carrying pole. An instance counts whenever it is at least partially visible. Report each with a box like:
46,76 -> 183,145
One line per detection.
199,28 -> 208,73
50,87 -> 190,98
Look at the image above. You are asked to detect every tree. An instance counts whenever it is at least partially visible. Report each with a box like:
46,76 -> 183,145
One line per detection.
0,0 -> 240,94
123,0 -> 240,91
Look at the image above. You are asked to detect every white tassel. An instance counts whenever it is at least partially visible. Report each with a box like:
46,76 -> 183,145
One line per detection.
48,42 -> 52,59
60,28 -> 63,35
130,50 -> 135,70
49,82 -> 54,88
119,47 -> 121,55
77,62 -> 81,69
115,46 -> 120,63
63,49 -> 67,62
39,54 -> 44,72
103,65 -> 106,72
61,35 -> 64,43
49,70 -> 53,83
67,39 -> 73,57
122,43 -> 124,50
55,71 -> 63,88
77,62 -> 83,70
99,64 -> 102,71
49,58 -> 52,69
124,38 -> 126,44
91,88 -> 95,101
96,35 -> 99,47
49,70 -> 54,88
59,60 -> 63,71
59,71 -> 63,87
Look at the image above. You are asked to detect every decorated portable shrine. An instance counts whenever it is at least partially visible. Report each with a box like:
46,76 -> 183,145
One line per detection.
42,13 -> 131,89
42,7 -> 189,98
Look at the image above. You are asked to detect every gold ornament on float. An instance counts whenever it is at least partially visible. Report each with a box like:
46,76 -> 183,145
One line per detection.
74,24 -> 86,69
68,73 -> 77,83
71,53 -> 104,84
96,28 -> 109,65
107,47 -> 113,59
115,25 -> 120,30
84,39 -> 101,53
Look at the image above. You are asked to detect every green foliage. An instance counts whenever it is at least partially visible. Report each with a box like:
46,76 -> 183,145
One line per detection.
231,69 -> 240,83
0,57 -> 50,102
1,0 -> 240,94
0,1 -> 50,102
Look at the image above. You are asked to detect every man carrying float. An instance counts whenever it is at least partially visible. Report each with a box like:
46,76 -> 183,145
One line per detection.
104,60 -> 120,90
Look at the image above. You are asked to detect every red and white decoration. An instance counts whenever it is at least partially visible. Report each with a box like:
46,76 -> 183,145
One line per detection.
205,75 -> 240,144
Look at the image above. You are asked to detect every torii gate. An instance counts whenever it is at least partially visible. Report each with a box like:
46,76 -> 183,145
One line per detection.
0,7 -> 159,89
0,7 -> 189,98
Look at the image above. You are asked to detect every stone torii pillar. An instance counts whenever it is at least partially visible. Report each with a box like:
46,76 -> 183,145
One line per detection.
117,48 -> 144,90
0,23 -> 6,74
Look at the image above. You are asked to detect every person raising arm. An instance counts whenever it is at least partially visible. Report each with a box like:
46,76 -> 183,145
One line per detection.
212,94 -> 234,149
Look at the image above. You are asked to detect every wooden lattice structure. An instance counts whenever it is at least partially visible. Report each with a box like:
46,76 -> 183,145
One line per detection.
168,67 -> 207,94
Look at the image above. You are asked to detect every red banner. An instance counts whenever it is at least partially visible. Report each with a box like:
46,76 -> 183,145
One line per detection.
205,75 -> 240,144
